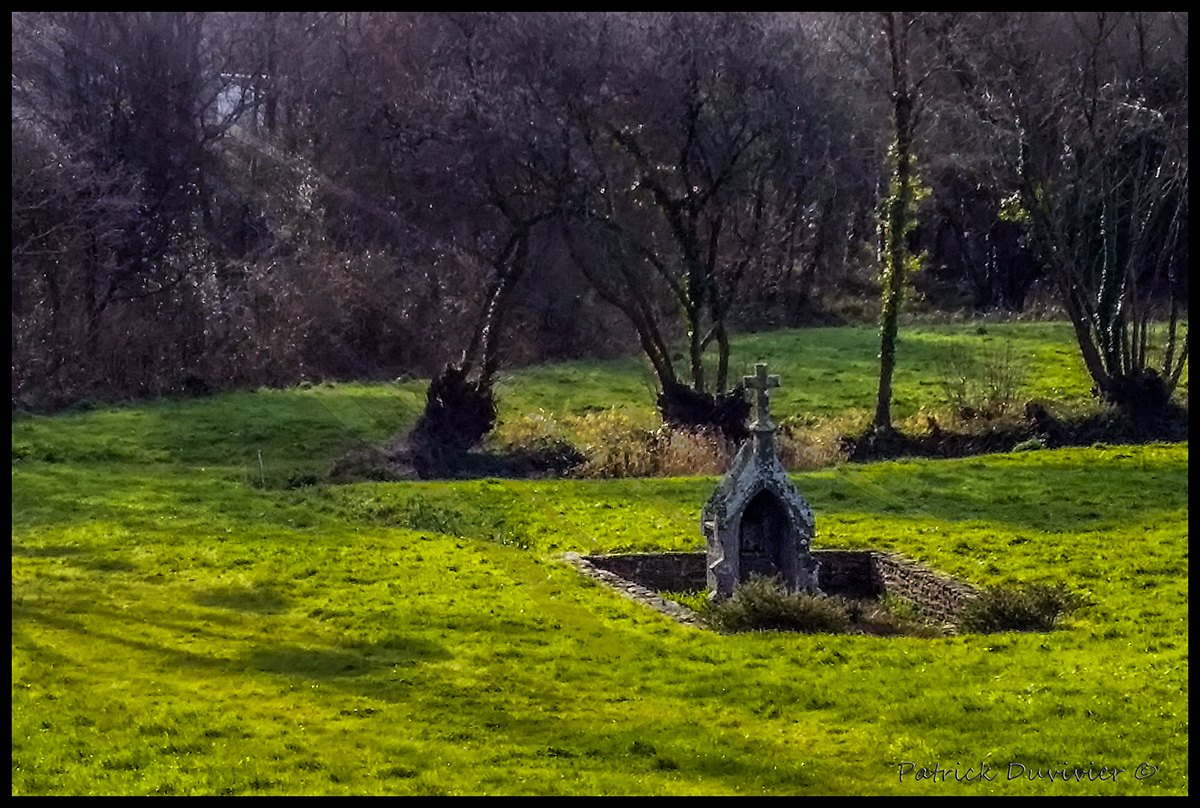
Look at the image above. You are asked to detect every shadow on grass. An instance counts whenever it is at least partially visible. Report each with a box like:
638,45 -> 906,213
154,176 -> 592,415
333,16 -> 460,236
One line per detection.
11,543 -> 87,558
194,586 -> 289,615
247,635 -> 450,680
12,543 -> 138,574
13,602 -> 451,687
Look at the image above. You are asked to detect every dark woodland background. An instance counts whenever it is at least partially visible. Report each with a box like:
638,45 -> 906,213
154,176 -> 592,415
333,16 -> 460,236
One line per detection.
11,13 -> 1188,413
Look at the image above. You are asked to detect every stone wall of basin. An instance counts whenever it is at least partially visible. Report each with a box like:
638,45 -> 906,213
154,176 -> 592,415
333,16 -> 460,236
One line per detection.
571,549 -> 979,626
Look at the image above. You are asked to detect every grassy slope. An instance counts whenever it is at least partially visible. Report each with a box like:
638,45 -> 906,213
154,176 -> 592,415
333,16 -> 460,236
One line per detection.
494,321 -> 1136,422
11,324 -> 1189,795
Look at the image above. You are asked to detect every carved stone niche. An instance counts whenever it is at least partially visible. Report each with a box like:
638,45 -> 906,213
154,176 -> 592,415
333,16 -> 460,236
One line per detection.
701,364 -> 819,602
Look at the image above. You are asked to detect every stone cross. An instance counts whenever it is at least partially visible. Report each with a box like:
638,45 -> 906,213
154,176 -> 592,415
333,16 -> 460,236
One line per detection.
744,363 -> 780,429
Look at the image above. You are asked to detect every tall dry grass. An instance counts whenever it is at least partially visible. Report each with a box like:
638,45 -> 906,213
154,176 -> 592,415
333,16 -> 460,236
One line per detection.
492,407 -> 855,478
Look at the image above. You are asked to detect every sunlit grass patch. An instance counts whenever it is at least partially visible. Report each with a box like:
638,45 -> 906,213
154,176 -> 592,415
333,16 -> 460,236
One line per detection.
492,321 -> 1122,426
10,323 -> 1189,795
11,381 -> 426,478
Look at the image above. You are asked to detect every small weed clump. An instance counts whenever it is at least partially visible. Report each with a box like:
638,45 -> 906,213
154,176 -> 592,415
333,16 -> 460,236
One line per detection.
703,576 -> 853,634
399,494 -> 470,536
326,445 -> 405,484
936,340 -> 1028,420
775,416 -> 858,470
489,412 -> 585,467
568,410 -> 728,478
856,595 -> 950,638
1011,437 -> 1046,452
957,584 -> 1091,633
659,590 -> 711,614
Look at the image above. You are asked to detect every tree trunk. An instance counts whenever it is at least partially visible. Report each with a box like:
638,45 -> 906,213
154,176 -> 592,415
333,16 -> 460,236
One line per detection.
873,11 -> 915,434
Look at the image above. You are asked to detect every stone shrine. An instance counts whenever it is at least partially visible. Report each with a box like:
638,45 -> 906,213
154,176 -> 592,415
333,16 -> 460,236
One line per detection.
701,363 -> 819,601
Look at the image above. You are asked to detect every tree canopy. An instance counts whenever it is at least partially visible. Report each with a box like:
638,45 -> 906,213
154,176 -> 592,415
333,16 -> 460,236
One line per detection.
11,12 -> 1187,416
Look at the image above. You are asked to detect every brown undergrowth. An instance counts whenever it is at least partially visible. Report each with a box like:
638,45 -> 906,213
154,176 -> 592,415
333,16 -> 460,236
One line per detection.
325,398 -> 1186,484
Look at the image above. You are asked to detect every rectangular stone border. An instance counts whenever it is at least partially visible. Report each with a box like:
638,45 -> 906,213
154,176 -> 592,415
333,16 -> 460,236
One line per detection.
561,553 -> 705,628
870,551 -> 980,624
563,550 -> 980,629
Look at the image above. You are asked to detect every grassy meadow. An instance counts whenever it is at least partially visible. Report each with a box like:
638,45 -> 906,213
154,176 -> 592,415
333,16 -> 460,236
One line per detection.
494,321 -> 1106,421
11,322 -> 1189,795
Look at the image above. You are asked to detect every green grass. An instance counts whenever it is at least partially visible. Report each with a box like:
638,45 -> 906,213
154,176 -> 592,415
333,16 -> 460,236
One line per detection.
11,381 -> 428,487
491,321 -> 1185,464
11,322 -> 1189,795
493,321 -> 1166,423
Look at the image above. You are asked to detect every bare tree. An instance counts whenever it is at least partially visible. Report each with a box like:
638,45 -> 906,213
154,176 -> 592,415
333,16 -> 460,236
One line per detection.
930,12 -> 1188,417
11,12 -> 260,402
379,13 -> 593,460
562,12 -> 856,434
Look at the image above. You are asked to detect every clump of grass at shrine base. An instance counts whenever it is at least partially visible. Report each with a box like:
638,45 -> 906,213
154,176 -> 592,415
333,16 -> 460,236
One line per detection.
702,575 -> 857,634
667,578 -> 1087,638
691,575 -> 957,638
12,345 -> 1188,796
956,583 -> 1093,634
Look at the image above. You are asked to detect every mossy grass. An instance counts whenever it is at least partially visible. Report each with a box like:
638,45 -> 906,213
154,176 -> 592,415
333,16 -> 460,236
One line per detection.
11,322 -> 1189,795
14,452 -> 1188,794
